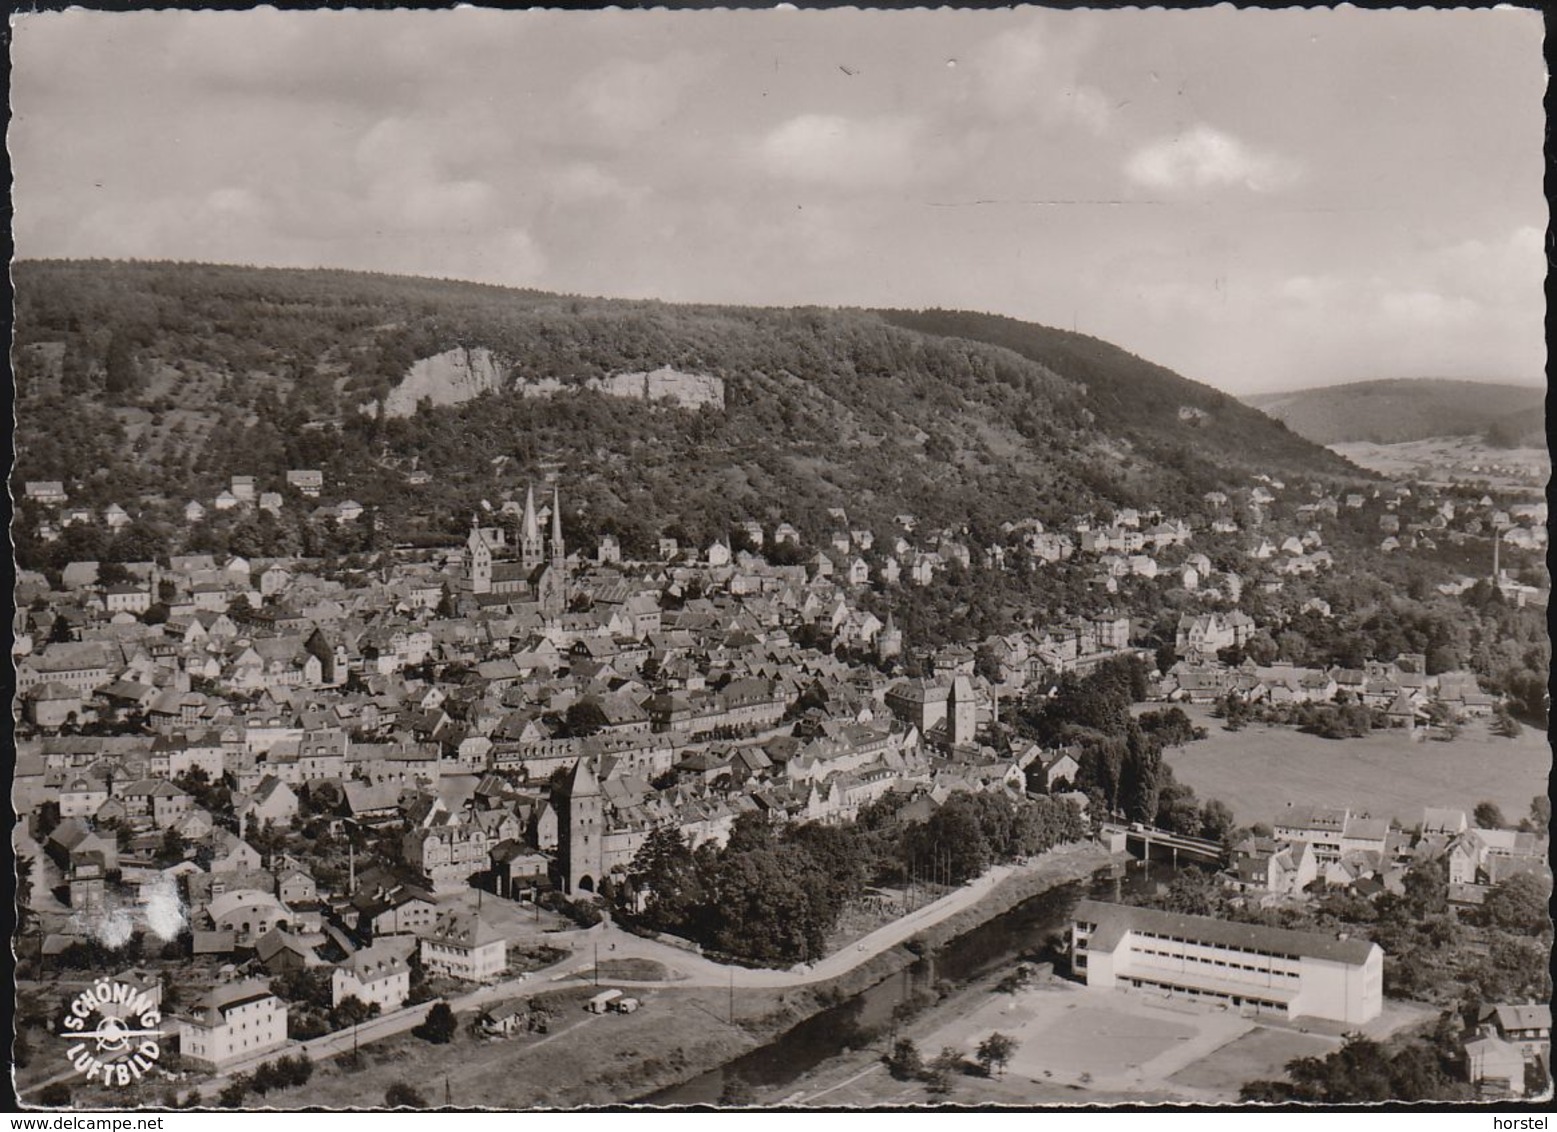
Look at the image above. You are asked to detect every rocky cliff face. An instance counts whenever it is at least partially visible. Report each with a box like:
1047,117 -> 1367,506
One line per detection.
373,352 -> 724,418
374,346 -> 507,418
515,365 -> 725,411
592,367 -> 725,410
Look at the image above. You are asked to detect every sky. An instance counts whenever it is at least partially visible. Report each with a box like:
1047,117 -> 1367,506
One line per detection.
9,6 -> 1548,396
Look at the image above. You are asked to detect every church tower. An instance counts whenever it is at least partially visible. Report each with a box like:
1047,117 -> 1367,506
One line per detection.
876,612 -> 903,662
467,516 -> 493,595
519,486 -> 544,570
550,486 -> 565,565
557,756 -> 604,894
948,675 -> 977,748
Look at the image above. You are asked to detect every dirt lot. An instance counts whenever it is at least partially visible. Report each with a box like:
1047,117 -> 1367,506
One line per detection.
272,983 -> 784,1109
582,958 -> 673,982
1161,708 -> 1550,828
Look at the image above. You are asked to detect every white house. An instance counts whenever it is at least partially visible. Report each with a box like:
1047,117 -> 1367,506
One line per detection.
177,980 -> 288,1070
331,942 -> 411,1013
419,910 -> 506,982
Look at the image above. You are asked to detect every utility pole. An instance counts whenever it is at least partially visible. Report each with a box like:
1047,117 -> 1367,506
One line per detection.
728,965 -> 735,1026
594,940 -> 599,986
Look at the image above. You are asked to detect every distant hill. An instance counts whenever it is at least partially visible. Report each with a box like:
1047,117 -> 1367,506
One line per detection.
11,260 -> 1361,571
1246,378 -> 1546,447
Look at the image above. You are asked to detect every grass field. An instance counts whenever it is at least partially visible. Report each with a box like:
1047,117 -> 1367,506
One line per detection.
1166,1026 -> 1335,1093
1162,708 -> 1551,828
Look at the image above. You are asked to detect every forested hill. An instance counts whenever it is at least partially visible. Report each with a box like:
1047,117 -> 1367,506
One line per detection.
879,308 -> 1351,476
12,259 -> 1362,569
1246,378 -> 1547,447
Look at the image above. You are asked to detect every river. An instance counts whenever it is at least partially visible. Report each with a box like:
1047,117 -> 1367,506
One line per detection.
646,859 -> 1181,1105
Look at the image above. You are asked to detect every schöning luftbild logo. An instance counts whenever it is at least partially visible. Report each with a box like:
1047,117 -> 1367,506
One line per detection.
58,978 -> 166,1088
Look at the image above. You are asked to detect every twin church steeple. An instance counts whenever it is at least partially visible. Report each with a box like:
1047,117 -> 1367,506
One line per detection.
519,485 -> 565,570
468,484 -> 566,597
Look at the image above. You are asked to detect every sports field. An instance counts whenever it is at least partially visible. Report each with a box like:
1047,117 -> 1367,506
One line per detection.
1159,708 -> 1551,828
1016,1003 -> 1197,1076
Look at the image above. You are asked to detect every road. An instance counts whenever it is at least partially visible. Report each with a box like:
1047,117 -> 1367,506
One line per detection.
18,843 -> 1105,1103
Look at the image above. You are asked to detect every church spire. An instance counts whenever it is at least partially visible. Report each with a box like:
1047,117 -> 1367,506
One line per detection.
521,485 -> 543,568
551,486 -> 565,563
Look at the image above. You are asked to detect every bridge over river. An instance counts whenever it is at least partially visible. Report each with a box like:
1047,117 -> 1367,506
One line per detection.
1099,823 -> 1227,867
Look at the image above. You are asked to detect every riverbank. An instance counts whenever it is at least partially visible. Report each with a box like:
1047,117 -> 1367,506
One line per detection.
230,840 -> 1119,1109
635,840 -> 1123,1106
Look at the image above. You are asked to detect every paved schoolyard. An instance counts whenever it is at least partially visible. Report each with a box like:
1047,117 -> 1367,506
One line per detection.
1018,1002 -> 1201,1077
903,980 -> 1353,1102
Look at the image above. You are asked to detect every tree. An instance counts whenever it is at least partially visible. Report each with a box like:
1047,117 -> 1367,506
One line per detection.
385,1083 -> 428,1109
103,329 -> 141,399
886,1038 -> 923,1080
1153,868 -> 1226,918
217,1076 -> 251,1108
718,1075 -> 756,1106
923,1046 -> 965,1094
1119,724 -> 1164,825
564,698 -> 609,738
156,826 -> 189,866
976,1033 -> 1017,1078
1401,857 -> 1449,917
1491,705 -> 1523,739
1483,872 -> 1553,934
1473,801 -> 1506,830
628,826 -> 705,936
413,1001 -> 457,1044
1198,799 -> 1237,846
332,995 -> 376,1030
1528,795 -> 1550,833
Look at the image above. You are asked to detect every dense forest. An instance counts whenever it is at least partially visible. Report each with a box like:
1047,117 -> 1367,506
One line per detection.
12,259 -> 1364,570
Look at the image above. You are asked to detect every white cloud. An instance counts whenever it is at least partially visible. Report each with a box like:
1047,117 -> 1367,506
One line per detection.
756,113 -> 923,189
577,57 -> 694,135
1425,225 -> 1546,307
1378,289 -> 1482,328
972,18 -> 1114,134
1126,124 -> 1299,192
547,163 -> 648,208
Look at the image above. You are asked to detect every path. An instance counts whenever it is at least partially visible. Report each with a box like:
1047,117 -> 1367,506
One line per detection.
18,843 -> 1108,1103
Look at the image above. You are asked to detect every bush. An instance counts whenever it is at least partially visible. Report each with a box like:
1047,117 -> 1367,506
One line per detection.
539,890 -> 604,928
38,1082 -> 73,1107
385,1082 -> 428,1109
886,1038 -> 923,1081
217,1076 -> 251,1108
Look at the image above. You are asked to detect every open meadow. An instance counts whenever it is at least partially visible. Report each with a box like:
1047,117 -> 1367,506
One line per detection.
1161,707 -> 1551,828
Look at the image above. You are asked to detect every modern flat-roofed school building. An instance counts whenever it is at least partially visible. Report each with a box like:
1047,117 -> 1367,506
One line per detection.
1070,899 -> 1383,1025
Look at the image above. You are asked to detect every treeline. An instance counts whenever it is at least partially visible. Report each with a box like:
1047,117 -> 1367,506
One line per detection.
1240,1032 -> 1471,1104
1012,657 -> 1235,841
14,259 -> 1353,581
878,308 -> 1356,483
621,794 -> 1087,965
